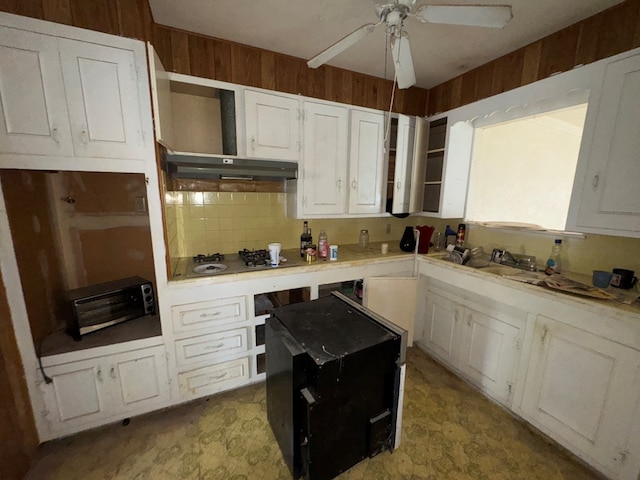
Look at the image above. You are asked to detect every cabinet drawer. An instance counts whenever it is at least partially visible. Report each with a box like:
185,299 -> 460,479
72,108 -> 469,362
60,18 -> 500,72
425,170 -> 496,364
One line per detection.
175,328 -> 248,366
178,357 -> 249,398
171,296 -> 247,334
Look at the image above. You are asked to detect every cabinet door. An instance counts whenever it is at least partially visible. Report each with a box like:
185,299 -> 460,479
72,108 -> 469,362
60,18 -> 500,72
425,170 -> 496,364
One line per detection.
147,43 -> 174,150
572,53 -> 640,235
244,90 -> 300,161
302,101 -> 348,215
420,292 -> 462,367
0,27 -> 73,156
363,276 -> 417,346
348,109 -> 385,214
38,358 -> 109,431
458,307 -> 521,405
58,38 -> 147,160
109,346 -> 169,412
391,115 -> 428,215
521,316 -> 640,476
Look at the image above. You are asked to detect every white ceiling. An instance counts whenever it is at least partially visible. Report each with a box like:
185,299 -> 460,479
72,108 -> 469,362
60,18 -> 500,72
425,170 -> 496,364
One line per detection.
148,0 -> 624,89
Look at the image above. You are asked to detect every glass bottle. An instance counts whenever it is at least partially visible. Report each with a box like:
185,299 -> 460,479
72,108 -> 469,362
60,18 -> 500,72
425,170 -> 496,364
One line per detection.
544,239 -> 562,275
359,229 -> 369,248
300,221 -> 311,257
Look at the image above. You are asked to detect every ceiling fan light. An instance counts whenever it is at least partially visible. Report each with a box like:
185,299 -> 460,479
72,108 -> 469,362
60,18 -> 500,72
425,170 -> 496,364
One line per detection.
391,32 -> 416,89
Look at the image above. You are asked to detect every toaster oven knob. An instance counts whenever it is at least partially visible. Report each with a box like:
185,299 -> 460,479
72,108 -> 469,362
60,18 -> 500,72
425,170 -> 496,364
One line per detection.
145,295 -> 153,302
143,287 -> 151,294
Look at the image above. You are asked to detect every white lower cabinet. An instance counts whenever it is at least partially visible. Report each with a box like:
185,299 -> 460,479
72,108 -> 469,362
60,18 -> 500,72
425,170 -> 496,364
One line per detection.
520,315 -> 640,479
458,307 -> 522,405
419,289 -> 524,406
38,345 -> 169,439
178,357 -> 250,399
170,294 -> 256,401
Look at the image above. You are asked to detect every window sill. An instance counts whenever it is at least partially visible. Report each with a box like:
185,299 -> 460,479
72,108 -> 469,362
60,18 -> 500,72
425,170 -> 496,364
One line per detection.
467,222 -> 586,239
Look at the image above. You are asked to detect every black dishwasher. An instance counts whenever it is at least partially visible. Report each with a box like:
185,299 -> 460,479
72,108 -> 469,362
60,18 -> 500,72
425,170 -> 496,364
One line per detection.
266,292 -> 407,480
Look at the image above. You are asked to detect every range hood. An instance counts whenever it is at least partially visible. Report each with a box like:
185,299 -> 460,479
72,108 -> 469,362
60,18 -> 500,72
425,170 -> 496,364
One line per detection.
165,153 -> 298,181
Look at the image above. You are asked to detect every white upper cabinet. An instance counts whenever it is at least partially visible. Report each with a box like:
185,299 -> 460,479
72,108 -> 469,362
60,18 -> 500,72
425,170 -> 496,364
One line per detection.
244,89 -> 300,161
58,38 -> 148,160
0,14 -> 153,171
568,52 -> 640,237
0,26 -> 73,156
348,108 -> 385,214
301,101 -> 349,216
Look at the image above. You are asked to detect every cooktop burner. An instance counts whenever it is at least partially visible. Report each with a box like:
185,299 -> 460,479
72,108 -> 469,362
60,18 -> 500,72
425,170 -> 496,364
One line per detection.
238,249 -> 269,267
193,253 -> 225,263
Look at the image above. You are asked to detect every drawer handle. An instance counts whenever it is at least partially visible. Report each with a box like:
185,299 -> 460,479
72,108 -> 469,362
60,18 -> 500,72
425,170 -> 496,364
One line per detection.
96,368 -> 102,382
110,367 -> 116,379
351,179 -> 357,189
200,311 -> 221,318
592,174 -> 599,189
205,343 -> 225,351
209,372 -> 228,381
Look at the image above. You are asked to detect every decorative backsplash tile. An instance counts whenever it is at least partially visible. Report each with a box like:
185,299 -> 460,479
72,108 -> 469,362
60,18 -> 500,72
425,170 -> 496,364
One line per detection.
165,191 -> 417,258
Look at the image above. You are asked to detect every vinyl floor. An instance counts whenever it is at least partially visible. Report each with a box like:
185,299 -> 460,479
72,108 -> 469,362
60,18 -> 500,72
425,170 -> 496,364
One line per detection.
26,347 -> 603,480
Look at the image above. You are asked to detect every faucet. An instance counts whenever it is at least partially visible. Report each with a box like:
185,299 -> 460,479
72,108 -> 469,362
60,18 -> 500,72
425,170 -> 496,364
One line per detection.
491,249 -> 537,272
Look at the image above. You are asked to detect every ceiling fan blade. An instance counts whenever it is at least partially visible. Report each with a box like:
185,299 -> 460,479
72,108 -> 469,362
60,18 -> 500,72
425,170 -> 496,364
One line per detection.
391,32 -> 416,89
307,23 -> 380,69
414,5 -> 513,28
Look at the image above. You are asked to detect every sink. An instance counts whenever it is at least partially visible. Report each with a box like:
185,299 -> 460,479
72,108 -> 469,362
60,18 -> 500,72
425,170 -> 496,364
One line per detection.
474,265 -> 522,276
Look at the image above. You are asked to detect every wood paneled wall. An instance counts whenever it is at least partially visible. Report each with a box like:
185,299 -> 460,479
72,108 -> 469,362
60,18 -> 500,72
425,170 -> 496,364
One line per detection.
427,0 -> 640,115
0,0 -> 428,116
151,25 -> 428,116
2,0 -> 640,117
0,273 -> 38,480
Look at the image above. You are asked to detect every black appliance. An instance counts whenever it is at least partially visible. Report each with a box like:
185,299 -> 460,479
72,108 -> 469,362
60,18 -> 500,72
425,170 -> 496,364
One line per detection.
65,276 -> 155,340
266,292 -> 407,480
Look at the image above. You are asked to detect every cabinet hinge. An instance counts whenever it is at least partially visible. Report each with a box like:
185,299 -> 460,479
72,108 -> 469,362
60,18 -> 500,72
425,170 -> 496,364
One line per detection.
302,196 -> 307,208
507,381 -> 513,395
297,141 -> 302,152
514,338 -> 521,351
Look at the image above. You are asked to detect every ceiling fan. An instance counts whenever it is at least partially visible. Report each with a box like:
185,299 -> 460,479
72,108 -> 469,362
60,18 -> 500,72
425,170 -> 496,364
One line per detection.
307,1 -> 513,89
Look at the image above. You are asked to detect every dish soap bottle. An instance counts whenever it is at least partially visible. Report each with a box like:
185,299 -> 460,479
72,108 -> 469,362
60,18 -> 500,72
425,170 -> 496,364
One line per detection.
318,229 -> 328,260
544,239 -> 562,275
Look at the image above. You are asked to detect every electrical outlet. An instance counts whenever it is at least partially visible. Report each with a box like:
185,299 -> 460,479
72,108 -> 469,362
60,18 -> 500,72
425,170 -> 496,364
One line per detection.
135,196 -> 147,213
386,223 -> 391,234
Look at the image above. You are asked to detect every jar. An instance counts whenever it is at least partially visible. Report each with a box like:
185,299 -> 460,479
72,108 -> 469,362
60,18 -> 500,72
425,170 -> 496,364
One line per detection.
359,229 -> 369,248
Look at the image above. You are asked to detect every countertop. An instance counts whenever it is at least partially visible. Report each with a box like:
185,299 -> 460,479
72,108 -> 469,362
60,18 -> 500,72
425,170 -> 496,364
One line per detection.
171,242 -> 415,283
419,254 -> 640,318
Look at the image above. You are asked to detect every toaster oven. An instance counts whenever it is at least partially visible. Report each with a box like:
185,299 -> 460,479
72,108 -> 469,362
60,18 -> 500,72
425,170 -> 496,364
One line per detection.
65,276 -> 155,340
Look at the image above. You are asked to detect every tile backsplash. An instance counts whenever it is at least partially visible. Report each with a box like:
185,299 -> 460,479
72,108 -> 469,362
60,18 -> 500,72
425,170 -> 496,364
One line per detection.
165,191 -> 418,258
165,191 -> 640,279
